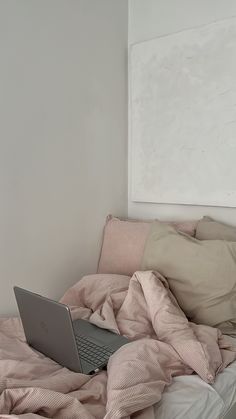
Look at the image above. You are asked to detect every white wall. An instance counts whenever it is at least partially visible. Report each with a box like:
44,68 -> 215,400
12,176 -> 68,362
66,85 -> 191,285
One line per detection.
0,0 -> 128,315
128,0 -> 236,223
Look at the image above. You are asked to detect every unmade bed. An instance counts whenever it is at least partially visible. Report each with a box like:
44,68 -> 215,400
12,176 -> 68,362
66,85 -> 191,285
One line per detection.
154,338 -> 236,419
1,272 -> 236,419
1,215 -> 236,418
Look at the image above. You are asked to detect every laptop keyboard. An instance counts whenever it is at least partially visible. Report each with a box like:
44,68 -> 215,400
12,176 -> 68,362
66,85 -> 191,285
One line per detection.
75,334 -> 114,365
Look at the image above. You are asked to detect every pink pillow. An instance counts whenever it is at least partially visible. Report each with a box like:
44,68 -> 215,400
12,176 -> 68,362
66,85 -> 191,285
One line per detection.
97,216 -> 198,276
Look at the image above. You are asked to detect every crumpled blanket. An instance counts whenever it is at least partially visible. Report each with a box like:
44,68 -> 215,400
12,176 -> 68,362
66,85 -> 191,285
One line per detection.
0,271 -> 236,419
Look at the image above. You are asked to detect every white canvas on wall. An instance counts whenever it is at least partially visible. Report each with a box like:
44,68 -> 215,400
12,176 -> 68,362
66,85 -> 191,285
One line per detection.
130,17 -> 236,207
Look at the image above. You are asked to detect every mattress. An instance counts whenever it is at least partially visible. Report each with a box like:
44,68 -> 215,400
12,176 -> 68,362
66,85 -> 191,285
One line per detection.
154,337 -> 236,419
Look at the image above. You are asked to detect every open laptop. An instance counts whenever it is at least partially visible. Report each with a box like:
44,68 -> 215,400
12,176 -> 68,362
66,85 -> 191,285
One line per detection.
14,286 -> 130,374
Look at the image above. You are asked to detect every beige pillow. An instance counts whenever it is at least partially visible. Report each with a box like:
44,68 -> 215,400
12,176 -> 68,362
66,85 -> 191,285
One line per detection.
97,216 -> 198,276
142,221 -> 236,334
196,216 -> 236,241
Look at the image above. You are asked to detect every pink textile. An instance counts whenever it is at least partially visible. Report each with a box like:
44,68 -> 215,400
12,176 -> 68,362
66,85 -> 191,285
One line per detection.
97,215 -> 198,276
0,271 -> 236,419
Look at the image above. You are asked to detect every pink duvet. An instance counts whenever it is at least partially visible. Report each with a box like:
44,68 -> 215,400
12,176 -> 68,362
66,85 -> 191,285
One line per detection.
0,271 -> 236,419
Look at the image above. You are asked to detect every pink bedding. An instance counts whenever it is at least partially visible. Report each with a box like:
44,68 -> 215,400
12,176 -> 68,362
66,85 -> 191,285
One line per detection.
0,271 -> 236,419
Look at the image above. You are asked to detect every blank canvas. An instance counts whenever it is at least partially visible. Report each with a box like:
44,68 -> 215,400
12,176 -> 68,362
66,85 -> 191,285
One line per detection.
130,17 -> 236,207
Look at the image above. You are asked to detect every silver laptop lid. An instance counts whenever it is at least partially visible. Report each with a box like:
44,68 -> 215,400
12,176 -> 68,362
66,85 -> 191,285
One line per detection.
14,286 -> 82,373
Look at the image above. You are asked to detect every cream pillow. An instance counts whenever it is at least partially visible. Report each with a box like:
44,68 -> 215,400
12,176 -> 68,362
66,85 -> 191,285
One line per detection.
196,216 -> 236,241
142,221 -> 236,334
97,216 -> 197,276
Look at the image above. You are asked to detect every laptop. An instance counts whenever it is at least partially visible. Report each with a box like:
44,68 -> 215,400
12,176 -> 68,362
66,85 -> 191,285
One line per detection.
14,286 -> 130,374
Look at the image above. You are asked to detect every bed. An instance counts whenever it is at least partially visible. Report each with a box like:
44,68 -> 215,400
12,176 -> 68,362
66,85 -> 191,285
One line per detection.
155,338 -> 236,419
1,215 -> 236,419
98,215 -> 236,419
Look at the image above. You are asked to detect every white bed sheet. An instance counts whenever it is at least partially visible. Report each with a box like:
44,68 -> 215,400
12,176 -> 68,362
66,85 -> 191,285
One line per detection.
154,337 -> 236,419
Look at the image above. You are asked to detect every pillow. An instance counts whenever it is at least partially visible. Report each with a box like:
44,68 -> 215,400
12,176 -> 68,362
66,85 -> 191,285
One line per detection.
196,216 -> 236,241
141,221 -> 236,334
97,215 -> 198,276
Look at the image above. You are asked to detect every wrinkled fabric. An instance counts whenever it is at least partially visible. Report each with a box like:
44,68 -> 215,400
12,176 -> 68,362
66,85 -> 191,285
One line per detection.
0,271 -> 236,419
